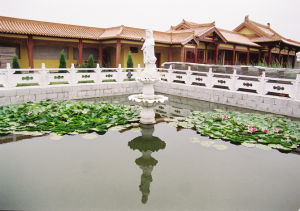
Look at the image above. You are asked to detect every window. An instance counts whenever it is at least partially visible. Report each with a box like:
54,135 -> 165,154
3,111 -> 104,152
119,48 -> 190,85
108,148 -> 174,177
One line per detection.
130,47 -> 138,53
33,46 -> 68,59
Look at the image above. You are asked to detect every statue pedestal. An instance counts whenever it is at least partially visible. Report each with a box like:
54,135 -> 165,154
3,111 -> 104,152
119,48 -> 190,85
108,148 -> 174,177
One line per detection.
128,29 -> 168,125
140,106 -> 156,124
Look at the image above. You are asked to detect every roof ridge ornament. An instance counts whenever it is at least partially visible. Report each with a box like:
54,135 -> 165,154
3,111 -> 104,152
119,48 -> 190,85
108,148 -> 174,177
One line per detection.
245,15 -> 249,22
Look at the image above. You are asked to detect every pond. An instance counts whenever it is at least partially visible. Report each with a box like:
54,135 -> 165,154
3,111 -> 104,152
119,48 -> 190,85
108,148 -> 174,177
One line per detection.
0,95 -> 300,211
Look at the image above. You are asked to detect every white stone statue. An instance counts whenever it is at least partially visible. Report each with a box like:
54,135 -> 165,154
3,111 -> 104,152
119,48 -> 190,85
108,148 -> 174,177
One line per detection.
141,29 -> 157,66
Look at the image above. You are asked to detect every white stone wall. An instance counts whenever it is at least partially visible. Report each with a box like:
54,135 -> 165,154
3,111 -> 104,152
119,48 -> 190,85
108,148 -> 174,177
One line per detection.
0,82 -> 142,106
1,80 -> 300,118
154,82 -> 300,118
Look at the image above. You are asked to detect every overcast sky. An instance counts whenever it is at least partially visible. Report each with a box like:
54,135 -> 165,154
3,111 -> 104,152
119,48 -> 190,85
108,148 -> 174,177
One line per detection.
1,0 -> 300,41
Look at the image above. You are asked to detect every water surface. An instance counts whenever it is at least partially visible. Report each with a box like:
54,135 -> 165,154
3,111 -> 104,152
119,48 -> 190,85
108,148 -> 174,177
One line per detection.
0,95 -> 299,211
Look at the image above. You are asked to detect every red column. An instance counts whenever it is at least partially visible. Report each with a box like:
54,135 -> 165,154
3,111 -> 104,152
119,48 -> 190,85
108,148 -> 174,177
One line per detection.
258,50 -> 261,62
168,47 -> 173,62
292,55 -> 296,68
246,48 -> 250,65
204,43 -> 208,64
287,50 -> 290,67
215,43 -> 219,64
278,49 -> 281,64
232,45 -> 236,65
194,45 -> 198,63
268,47 -> 272,66
98,44 -> 103,66
27,36 -> 34,68
78,39 -> 83,65
180,45 -> 185,62
116,40 -> 121,67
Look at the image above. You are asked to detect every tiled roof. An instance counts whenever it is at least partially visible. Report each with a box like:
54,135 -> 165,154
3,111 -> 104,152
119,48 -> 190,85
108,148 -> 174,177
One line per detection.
0,16 -> 105,39
0,16 -> 299,49
234,16 -> 300,48
168,19 -> 215,32
218,29 -> 260,47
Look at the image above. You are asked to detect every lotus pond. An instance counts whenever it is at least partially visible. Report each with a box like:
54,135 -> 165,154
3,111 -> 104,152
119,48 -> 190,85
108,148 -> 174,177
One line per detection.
0,94 -> 300,211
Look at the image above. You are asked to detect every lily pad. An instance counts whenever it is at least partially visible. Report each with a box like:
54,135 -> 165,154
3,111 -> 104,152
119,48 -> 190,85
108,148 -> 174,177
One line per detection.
82,133 -> 98,140
190,137 -> 200,143
200,141 -> 215,147
213,144 -> 228,151
49,134 -> 63,141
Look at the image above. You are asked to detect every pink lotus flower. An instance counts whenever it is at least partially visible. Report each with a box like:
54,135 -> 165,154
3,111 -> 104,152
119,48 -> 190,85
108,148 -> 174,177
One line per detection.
220,115 -> 227,119
18,105 -> 23,108
27,111 -> 32,115
269,118 -> 273,121
274,128 -> 279,133
52,104 -> 55,107
263,129 -> 269,133
248,126 -> 257,133
49,110 -> 52,112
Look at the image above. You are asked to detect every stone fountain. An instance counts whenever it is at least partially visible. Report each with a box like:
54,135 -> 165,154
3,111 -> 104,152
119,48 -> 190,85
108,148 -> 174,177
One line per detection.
128,29 -> 168,124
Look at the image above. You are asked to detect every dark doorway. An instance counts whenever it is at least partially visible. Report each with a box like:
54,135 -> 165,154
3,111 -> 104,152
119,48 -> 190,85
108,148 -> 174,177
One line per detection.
155,53 -> 161,67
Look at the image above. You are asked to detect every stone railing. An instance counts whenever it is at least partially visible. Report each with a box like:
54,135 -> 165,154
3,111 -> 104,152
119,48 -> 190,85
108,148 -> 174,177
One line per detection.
158,63 -> 300,101
0,63 -> 142,88
1,62 -> 300,101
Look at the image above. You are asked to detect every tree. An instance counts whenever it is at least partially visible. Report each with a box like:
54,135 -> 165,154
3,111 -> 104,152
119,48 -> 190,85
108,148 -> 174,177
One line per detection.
127,51 -> 133,70
12,55 -> 20,69
87,54 -> 95,68
59,50 -> 66,68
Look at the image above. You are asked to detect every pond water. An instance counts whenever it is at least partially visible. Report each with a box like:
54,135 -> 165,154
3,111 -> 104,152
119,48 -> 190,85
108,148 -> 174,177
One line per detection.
0,95 -> 300,211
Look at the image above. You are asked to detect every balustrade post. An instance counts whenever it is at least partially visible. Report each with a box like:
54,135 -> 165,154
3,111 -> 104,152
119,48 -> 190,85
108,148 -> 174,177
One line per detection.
137,64 -> 141,78
168,66 -> 173,83
207,67 -> 213,88
230,69 -> 238,91
40,63 -> 48,87
5,63 -> 13,88
293,73 -> 300,100
70,63 -> 76,85
95,63 -> 101,84
258,71 -> 266,95
186,66 -> 191,85
117,64 -> 122,82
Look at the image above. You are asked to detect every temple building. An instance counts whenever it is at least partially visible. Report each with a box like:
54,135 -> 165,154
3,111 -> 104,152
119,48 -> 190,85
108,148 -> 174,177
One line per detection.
0,15 -> 299,69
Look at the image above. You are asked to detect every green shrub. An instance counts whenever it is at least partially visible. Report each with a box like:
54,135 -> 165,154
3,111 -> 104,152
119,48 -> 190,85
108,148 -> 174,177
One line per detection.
12,55 -> 20,69
127,51 -> 133,70
87,54 -> 95,68
59,50 -> 66,68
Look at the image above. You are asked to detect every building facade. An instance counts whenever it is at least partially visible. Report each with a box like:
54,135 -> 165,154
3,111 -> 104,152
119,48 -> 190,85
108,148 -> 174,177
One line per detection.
0,15 -> 299,69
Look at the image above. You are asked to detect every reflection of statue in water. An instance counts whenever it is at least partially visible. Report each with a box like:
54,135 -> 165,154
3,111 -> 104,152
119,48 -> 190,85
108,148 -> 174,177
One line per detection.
141,29 -> 157,67
128,124 -> 166,204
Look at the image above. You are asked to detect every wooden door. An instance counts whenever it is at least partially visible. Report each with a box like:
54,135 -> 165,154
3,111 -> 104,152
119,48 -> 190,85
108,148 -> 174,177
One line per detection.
155,53 -> 161,67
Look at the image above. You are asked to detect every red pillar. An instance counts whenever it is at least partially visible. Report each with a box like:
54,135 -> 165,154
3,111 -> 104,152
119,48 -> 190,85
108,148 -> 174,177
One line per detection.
268,47 -> 272,66
116,40 -> 121,67
292,55 -> 296,68
180,45 -> 185,62
232,45 -> 236,65
287,50 -> 290,67
194,45 -> 198,63
98,44 -> 103,66
168,47 -> 173,62
246,48 -> 250,65
27,36 -> 34,68
215,43 -> 219,64
204,43 -> 208,64
78,39 -> 83,65
258,50 -> 261,62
